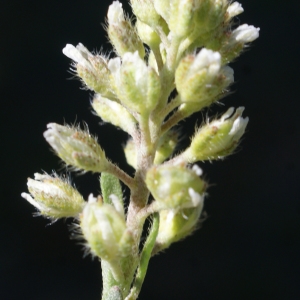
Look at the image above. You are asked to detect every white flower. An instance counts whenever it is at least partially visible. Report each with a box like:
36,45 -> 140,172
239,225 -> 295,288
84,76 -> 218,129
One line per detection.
232,24 -> 260,43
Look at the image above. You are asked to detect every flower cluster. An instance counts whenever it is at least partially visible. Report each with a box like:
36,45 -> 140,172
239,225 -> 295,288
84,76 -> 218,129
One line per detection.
22,1 -> 259,299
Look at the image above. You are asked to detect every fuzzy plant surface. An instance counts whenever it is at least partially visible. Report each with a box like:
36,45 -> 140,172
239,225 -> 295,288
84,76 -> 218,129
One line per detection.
22,1 -> 259,299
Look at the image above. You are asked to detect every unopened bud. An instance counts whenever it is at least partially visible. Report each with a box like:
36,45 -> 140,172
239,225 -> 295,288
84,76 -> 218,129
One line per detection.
80,201 -> 134,261
169,0 -> 196,38
176,48 -> 234,108
145,165 -> 206,210
131,0 -> 161,27
136,19 -> 161,49
92,95 -> 137,136
107,1 -> 145,58
62,43 -> 114,97
220,24 -> 260,63
153,0 -> 171,23
21,173 -> 85,218
182,107 -> 249,162
109,51 -> 161,115
154,199 -> 204,253
44,123 -> 108,172
154,130 -> 178,164
124,138 -> 136,169
124,130 -> 178,169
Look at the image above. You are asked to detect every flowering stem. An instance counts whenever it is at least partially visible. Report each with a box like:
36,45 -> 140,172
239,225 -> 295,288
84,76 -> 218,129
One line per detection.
125,213 -> 159,300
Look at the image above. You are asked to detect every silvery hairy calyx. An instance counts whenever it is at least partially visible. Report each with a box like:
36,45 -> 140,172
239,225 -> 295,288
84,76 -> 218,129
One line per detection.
22,1 -> 259,299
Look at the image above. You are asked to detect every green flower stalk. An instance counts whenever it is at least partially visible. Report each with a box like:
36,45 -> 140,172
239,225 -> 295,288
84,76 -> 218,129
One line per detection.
22,0 -> 259,299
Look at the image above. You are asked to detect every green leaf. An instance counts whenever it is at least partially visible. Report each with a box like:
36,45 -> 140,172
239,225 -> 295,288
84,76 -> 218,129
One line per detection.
100,172 -> 123,205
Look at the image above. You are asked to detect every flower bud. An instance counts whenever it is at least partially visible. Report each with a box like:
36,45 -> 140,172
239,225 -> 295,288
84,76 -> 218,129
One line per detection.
124,130 -> 178,169
182,107 -> 249,162
80,201 -> 134,261
226,2 -> 244,20
107,1 -> 145,58
220,24 -> 260,64
168,0 -> 196,38
154,0 -> 171,23
109,51 -> 161,115
154,198 -> 204,253
145,165 -> 206,210
136,19 -> 161,49
21,173 -> 85,218
92,94 -> 138,136
175,48 -> 234,108
44,123 -> 108,172
124,138 -> 136,169
62,43 -> 114,97
192,0 -> 228,36
154,130 -> 178,164
131,0 -> 161,28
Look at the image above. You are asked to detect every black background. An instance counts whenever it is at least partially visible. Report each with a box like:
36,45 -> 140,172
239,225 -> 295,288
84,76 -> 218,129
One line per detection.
1,0 -> 300,299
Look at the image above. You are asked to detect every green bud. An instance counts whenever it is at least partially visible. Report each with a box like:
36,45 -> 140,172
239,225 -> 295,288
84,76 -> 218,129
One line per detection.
169,0 -> 196,38
124,138 -> 136,169
154,203 -> 204,253
145,165 -> 206,209
154,130 -> 178,164
219,24 -> 260,64
21,173 -> 85,218
62,43 -> 115,97
175,48 -> 234,108
182,107 -> 249,162
109,51 -> 161,115
124,130 -> 178,169
136,19 -> 161,49
80,199 -> 134,261
107,1 -> 145,58
154,0 -> 171,23
131,0 -> 161,28
44,123 -> 108,172
193,0 -> 228,37
92,95 -> 138,136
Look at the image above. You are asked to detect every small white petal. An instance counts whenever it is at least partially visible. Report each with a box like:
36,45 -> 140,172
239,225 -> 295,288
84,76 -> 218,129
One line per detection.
227,2 -> 244,19
108,57 -> 121,73
221,107 -> 235,121
188,188 -> 203,207
62,43 -> 93,70
21,192 -> 45,211
88,193 -> 98,204
193,48 -> 221,73
109,194 -> 125,218
229,116 -> 249,139
192,165 -> 203,176
107,1 -> 124,25
233,24 -> 260,43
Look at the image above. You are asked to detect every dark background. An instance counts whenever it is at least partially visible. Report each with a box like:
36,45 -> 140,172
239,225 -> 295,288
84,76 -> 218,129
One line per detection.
1,0 -> 299,299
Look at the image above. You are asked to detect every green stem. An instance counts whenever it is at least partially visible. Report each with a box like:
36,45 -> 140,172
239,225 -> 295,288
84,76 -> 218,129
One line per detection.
158,95 -> 181,121
125,213 -> 160,300
161,105 -> 187,135
106,161 -> 135,190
